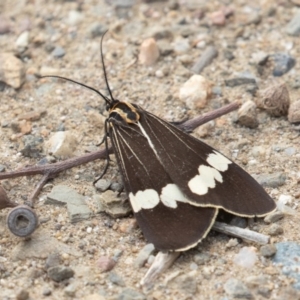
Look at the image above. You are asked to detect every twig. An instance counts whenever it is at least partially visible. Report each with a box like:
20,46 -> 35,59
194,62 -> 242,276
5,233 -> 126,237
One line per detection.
212,221 -> 269,244
141,251 -> 180,290
141,221 -> 271,288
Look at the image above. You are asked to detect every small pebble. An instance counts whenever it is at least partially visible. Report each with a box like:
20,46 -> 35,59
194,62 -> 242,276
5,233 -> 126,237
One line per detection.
15,31 -> 30,52
288,100 -> 300,123
134,243 -> 155,268
209,10 -> 226,26
94,179 -> 111,192
225,77 -> 256,87
46,131 -> 78,158
67,10 -> 83,26
173,38 -> 190,54
52,46 -> 66,58
260,244 -> 277,257
89,23 -> 107,38
237,100 -> 258,128
254,172 -> 286,188
138,38 -> 159,66
97,256 -> 116,272
226,238 -> 239,248
47,265 -> 74,282
233,246 -> 258,268
110,182 -> 123,192
272,53 -> 296,77
286,11 -> 300,36
267,223 -> 284,236
42,288 -> 52,296
179,74 -> 211,109
264,211 -> 284,224
109,271 -> 125,286
64,284 -> 77,297
16,289 -> 29,300
224,278 -> 253,299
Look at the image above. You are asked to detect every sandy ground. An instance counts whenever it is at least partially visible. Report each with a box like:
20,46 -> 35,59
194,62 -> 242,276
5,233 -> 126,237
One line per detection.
0,0 -> 300,299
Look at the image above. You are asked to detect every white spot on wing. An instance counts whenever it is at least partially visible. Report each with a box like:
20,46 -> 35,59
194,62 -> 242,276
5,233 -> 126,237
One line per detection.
188,165 -> 223,195
206,150 -> 232,171
161,184 -> 188,208
129,189 -> 160,213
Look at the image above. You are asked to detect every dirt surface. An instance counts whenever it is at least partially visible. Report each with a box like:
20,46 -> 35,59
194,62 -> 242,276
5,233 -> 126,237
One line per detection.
0,0 -> 300,299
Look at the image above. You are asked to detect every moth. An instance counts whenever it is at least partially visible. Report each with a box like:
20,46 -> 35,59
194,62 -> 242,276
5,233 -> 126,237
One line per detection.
43,33 -> 276,252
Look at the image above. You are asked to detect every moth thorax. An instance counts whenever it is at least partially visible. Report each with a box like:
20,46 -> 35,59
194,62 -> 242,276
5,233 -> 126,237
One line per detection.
109,101 -> 140,124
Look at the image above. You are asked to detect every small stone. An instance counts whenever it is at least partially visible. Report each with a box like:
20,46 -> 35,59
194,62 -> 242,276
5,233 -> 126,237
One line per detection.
173,38 -> 190,54
196,120 -> 215,138
175,271 -> 198,294
191,46 -> 218,74
47,185 -> 91,223
109,271 -> 125,286
193,252 -> 210,265
0,53 -> 26,88
138,38 -> 159,66
94,179 -> 111,192
0,165 -> 5,172
67,10 -> 83,26
16,289 -> 29,300
19,120 -> 32,134
286,11 -> 300,36
119,219 -> 138,233
89,23 -> 107,38
110,182 -> 123,192
46,131 -> 78,158
257,83 -> 290,117
45,252 -> 61,269
96,190 -> 132,218
117,288 -> 146,300
267,223 -> 284,236
209,10 -> 226,26
224,278 -> 253,299
226,238 -> 239,248
272,53 -> 296,77
264,211 -> 284,224
179,74 -> 211,109
64,284 -> 77,297
15,31 -> 30,52
233,247 -> 258,269
20,135 -> 44,158
42,288 -> 52,296
97,256 -> 116,272
254,172 -> 286,188
134,244 -> 155,268
47,265 -> 74,282
52,46 -> 66,58
237,100 -> 258,128
288,100 -> 300,123
260,244 -> 277,257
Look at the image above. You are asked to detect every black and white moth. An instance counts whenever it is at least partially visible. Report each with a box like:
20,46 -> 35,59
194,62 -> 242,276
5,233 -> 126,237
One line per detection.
44,34 -> 276,252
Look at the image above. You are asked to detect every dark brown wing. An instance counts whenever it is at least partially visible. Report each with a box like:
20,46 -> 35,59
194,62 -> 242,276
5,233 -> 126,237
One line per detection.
109,123 -> 217,251
136,110 -> 276,217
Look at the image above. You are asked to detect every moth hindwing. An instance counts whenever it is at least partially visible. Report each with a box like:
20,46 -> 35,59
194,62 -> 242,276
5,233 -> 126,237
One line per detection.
44,32 -> 276,252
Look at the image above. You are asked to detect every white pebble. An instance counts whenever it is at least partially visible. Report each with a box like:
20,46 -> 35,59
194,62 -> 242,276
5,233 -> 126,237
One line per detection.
233,246 -> 258,268
179,75 -> 211,109
86,227 -> 92,233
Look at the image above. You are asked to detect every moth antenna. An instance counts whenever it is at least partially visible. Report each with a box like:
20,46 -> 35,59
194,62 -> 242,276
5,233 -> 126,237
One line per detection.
40,75 -> 111,106
100,30 -> 115,103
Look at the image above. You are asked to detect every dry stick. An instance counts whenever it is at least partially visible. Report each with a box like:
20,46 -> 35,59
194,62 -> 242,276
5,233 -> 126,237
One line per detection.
0,101 -> 240,206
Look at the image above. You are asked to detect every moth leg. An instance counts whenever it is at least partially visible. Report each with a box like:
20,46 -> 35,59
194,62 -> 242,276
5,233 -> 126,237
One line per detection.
93,119 -> 111,184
